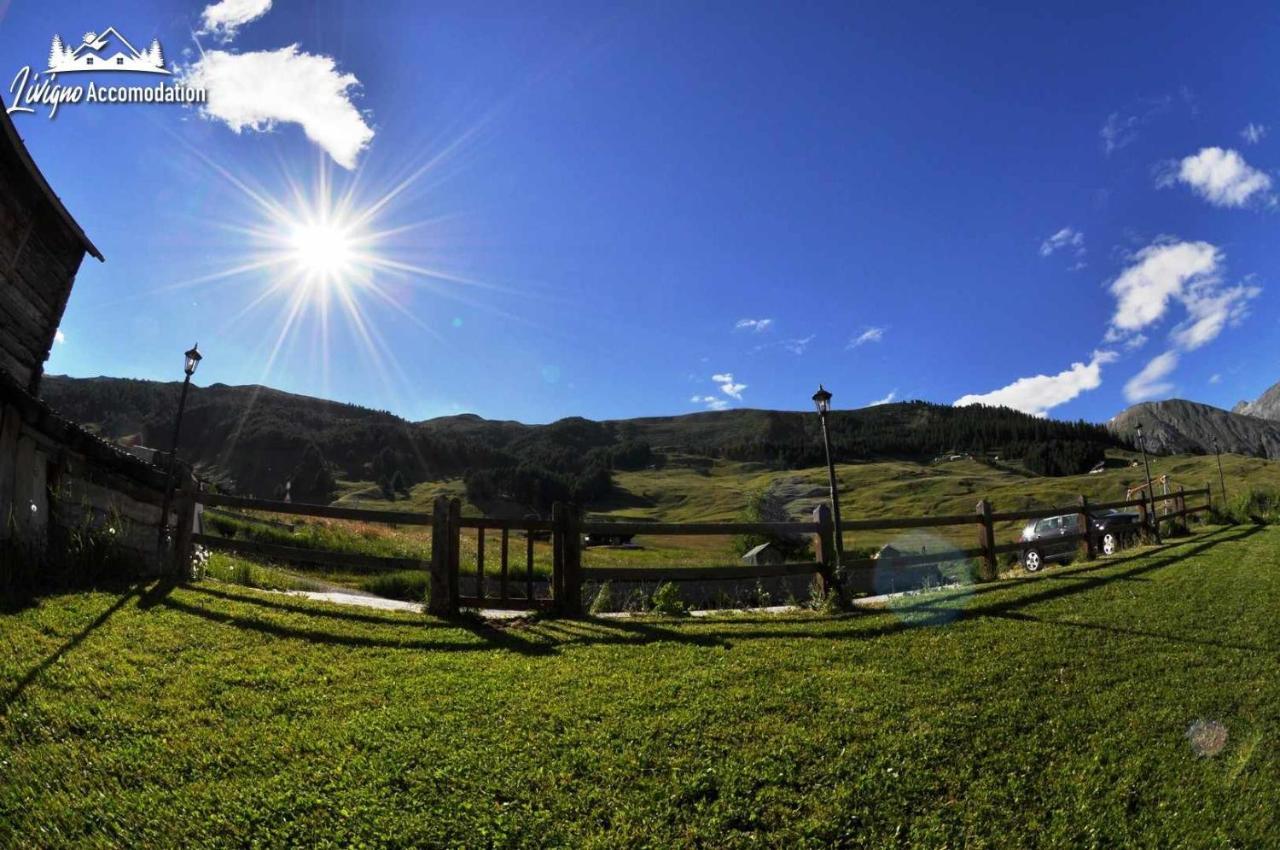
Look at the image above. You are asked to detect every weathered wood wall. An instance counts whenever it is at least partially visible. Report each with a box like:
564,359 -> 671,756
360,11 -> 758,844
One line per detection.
0,109 -> 98,394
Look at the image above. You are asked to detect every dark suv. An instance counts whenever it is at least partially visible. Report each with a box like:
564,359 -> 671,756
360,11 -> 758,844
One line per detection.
1019,509 -> 1140,572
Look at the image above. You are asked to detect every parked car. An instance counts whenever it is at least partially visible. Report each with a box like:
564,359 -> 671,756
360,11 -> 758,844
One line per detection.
1019,509 -> 1140,571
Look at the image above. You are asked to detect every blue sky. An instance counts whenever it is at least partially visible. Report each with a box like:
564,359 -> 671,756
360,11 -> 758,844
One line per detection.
3,0 -> 1277,423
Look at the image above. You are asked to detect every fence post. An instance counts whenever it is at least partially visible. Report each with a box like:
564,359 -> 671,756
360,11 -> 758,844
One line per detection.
1205,481 -> 1212,511
447,498 -> 462,614
427,496 -> 451,616
812,503 -> 835,596
1136,496 -> 1150,543
1077,495 -> 1095,560
551,502 -> 565,609
1177,485 -> 1186,519
172,490 -> 196,577
976,499 -> 997,581
562,504 -> 584,616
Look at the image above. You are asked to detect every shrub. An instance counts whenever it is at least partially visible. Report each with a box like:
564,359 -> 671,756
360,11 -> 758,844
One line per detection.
732,490 -> 813,561
588,581 -> 614,615
1212,488 -> 1280,525
650,582 -> 688,616
361,570 -> 429,602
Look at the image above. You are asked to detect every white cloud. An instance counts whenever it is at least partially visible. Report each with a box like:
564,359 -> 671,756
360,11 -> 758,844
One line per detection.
781,335 -> 813,355
1208,373 -> 1222,385
1039,227 -> 1085,258
691,394 -> 728,411
1171,283 -> 1260,350
1107,240 -> 1220,336
734,318 -> 773,333
848,327 -> 884,348
1124,350 -> 1179,402
1241,123 -> 1267,145
709,373 -> 746,400
1160,147 -> 1272,207
954,351 -> 1117,418
1106,240 -> 1261,396
54,329 -> 65,344
182,46 -> 375,169
869,389 -> 897,406
197,0 -> 273,41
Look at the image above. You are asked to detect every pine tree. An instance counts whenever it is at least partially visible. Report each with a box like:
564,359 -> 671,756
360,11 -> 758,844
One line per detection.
49,35 -> 65,70
148,39 -> 164,69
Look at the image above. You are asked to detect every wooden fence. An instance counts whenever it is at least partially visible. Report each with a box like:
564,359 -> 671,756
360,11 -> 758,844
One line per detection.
182,483 -> 1215,616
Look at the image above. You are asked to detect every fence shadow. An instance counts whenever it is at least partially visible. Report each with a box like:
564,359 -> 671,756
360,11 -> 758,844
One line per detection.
131,525 -> 1263,660
1,577 -> 178,712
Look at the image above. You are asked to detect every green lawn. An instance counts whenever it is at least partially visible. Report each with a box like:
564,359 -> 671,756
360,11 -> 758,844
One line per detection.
3,524 -> 1278,847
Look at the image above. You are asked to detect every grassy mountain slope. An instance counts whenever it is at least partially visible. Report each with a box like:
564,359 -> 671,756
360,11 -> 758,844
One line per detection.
40,375 -> 1121,502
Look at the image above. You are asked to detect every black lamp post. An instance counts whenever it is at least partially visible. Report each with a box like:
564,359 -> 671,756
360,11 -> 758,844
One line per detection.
159,344 -> 202,547
1135,423 -> 1159,543
812,385 -> 844,569
1212,439 -> 1227,502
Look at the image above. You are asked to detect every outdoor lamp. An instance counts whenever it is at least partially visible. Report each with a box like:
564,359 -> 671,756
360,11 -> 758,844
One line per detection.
184,343 -> 202,376
812,385 -> 832,415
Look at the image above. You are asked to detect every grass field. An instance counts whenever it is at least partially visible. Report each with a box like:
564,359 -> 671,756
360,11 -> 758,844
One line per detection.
3,524 -> 1277,847
207,450 -> 1280,598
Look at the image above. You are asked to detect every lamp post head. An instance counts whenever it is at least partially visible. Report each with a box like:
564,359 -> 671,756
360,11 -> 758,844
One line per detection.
812,385 -> 832,415
184,343 -> 202,377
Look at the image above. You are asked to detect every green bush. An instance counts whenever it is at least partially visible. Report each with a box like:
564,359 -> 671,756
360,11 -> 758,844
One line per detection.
650,582 -> 688,616
1210,487 -> 1280,525
360,570 -> 429,602
732,490 -> 813,561
588,581 -> 614,615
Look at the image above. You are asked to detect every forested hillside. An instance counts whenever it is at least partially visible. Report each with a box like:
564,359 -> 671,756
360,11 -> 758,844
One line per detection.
41,375 -> 1125,507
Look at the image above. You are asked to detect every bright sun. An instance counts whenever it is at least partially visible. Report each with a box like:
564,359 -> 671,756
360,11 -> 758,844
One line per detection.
288,220 -> 358,283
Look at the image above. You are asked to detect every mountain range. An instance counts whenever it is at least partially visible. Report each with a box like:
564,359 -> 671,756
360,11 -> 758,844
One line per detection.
39,374 -> 1119,501
1108,378 -> 1280,459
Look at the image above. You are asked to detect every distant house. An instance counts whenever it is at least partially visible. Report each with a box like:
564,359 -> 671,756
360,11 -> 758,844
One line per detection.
741,542 -> 784,565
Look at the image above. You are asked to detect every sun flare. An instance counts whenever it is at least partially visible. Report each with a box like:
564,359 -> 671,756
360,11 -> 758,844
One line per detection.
287,219 -> 359,284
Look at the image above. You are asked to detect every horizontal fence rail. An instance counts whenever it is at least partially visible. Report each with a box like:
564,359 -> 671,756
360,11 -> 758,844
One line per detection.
180,482 -> 1219,615
201,492 -> 433,526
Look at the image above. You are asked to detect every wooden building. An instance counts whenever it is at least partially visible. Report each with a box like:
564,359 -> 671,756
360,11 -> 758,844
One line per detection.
1,102 -> 186,583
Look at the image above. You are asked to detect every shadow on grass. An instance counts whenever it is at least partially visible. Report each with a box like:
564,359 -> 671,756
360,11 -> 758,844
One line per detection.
53,525 -> 1261,664
1,577 -> 179,712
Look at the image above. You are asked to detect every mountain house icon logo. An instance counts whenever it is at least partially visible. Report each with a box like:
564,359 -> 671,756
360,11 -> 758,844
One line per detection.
47,27 -> 170,75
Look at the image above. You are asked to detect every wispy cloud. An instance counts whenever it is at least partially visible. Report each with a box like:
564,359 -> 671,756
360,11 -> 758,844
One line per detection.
711,372 -> 747,400
1158,147 -> 1272,208
848,327 -> 884,348
54,330 -> 66,344
869,389 -> 897,406
1124,350 -> 1179,402
690,394 -> 728,411
1099,90 -> 1191,156
1241,123 -> 1267,145
1100,112 -> 1141,156
734,318 -> 773,333
197,0 -> 273,41
1208,373 -> 1222,385
954,351 -> 1116,417
1040,227 -> 1085,258
781,335 -> 814,355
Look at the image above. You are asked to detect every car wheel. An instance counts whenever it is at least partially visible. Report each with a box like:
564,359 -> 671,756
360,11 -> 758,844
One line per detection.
1101,532 -> 1119,556
1024,549 -> 1043,572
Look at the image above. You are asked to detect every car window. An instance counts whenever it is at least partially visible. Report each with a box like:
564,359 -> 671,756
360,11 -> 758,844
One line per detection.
1035,518 -> 1055,534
